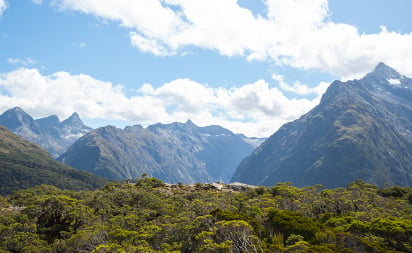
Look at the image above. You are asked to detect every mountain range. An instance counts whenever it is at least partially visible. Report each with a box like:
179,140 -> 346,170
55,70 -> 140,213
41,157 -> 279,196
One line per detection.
2,62 -> 411,189
58,120 -> 261,183
0,107 -> 91,157
232,63 -> 412,188
0,125 -> 107,195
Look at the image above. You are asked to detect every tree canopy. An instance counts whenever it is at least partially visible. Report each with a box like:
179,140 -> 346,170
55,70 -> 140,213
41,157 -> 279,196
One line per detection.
0,179 -> 411,252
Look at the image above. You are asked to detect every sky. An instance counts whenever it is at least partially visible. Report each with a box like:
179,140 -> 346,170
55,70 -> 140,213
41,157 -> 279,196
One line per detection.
0,0 -> 411,137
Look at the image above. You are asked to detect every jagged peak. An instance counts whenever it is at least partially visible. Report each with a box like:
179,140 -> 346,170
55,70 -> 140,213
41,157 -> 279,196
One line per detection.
0,107 -> 40,132
371,62 -> 402,79
10,106 -> 25,112
68,112 -> 81,120
60,112 -> 87,128
4,106 -> 29,116
0,106 -> 34,123
148,120 -> 199,132
186,119 -> 195,125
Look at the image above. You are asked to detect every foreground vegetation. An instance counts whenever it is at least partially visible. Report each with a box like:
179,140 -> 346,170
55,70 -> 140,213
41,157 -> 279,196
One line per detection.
0,178 -> 411,252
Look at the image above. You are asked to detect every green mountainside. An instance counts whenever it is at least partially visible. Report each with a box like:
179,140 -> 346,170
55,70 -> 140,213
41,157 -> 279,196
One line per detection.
232,63 -> 412,188
0,179 -> 411,252
0,125 -> 107,195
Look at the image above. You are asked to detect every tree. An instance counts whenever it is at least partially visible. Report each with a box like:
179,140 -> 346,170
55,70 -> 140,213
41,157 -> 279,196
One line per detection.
32,196 -> 94,242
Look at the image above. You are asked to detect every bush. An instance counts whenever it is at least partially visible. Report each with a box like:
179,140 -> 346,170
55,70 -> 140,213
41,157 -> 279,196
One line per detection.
268,209 -> 322,242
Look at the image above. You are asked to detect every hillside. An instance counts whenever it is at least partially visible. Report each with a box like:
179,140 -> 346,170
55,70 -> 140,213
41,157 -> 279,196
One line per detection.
232,63 -> 412,188
0,126 -> 107,195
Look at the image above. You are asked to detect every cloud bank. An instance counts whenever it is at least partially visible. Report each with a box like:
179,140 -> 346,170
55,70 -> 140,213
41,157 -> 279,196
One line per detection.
0,68 -> 326,137
52,0 -> 412,79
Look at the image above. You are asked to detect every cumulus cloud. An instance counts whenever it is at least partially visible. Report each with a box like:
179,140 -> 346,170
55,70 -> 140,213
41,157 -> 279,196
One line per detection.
272,74 -> 329,97
0,68 -> 323,137
0,0 -> 7,15
52,0 -> 412,79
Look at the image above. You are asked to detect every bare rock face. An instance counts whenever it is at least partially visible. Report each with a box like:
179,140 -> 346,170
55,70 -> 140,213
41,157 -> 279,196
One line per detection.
232,63 -> 412,188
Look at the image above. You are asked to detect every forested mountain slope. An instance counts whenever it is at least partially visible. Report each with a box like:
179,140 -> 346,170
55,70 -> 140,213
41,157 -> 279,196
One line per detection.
0,126 -> 107,195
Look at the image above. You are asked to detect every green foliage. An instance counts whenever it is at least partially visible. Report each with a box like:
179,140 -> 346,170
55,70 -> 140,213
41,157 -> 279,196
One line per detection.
0,180 -> 410,252
0,127 -> 107,195
136,177 -> 166,188
377,186 -> 410,198
268,209 -> 322,242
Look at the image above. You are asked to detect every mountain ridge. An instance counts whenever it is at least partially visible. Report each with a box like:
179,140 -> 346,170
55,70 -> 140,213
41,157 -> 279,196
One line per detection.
0,107 -> 92,157
232,63 -> 412,188
59,121 -> 262,184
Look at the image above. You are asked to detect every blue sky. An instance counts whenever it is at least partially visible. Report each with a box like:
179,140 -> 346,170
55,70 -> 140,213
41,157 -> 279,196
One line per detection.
0,0 -> 411,137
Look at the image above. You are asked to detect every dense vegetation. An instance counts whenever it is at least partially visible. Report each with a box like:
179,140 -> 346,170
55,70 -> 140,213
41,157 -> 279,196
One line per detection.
0,178 -> 411,252
0,126 -> 108,195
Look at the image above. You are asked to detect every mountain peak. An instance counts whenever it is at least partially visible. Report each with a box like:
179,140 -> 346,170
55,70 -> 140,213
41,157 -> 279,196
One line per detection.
6,106 -> 29,116
10,106 -> 25,113
0,107 -> 36,130
59,112 -> 91,139
60,112 -> 83,127
232,63 -> 412,188
69,112 -> 80,120
372,62 -> 402,79
186,119 -> 195,125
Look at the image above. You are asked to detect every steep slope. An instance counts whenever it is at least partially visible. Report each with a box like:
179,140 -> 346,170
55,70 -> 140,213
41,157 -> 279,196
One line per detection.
58,121 -> 256,183
232,63 -> 412,188
0,108 -> 92,157
0,126 -> 107,195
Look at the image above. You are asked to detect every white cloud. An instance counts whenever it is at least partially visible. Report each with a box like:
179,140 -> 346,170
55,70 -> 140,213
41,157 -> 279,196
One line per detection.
272,74 -> 329,97
0,0 -> 7,15
7,57 -> 38,66
130,32 -> 172,56
0,68 -> 323,137
52,0 -> 412,79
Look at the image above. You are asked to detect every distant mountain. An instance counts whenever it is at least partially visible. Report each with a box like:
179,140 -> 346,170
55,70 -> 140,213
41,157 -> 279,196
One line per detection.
232,63 -> 412,188
58,120 -> 258,183
0,108 -> 92,157
0,126 -> 107,195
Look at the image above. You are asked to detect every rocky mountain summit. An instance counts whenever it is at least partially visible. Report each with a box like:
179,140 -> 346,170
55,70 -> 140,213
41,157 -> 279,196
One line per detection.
0,107 -> 92,157
232,63 -> 412,188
